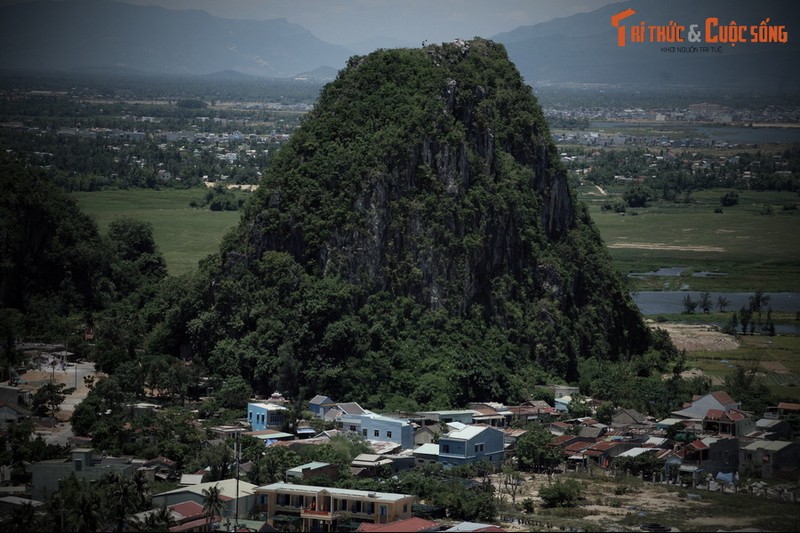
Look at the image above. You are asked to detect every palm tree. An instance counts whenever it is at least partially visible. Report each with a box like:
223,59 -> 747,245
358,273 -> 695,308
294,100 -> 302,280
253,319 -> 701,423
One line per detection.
107,475 -> 136,532
202,484 -> 226,529
133,505 -> 175,532
68,491 -> 102,532
130,469 -> 151,512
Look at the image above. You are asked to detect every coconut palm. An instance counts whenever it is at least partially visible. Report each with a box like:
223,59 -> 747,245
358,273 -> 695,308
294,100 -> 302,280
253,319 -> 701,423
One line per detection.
202,484 -> 226,529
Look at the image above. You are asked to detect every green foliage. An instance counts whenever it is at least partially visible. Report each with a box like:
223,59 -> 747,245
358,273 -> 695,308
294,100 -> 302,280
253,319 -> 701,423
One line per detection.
92,40 -> 653,412
613,453 -> 665,479
32,382 -> 74,418
720,190 -> 740,206
538,478 -> 583,508
623,183 -> 654,208
515,424 -> 562,473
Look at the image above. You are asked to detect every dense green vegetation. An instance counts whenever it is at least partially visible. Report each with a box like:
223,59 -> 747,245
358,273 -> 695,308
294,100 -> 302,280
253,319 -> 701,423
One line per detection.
136,39 -> 660,411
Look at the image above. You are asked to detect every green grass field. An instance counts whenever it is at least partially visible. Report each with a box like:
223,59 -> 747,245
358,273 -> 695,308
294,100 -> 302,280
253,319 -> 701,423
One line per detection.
72,188 -> 245,276
581,187 -> 800,292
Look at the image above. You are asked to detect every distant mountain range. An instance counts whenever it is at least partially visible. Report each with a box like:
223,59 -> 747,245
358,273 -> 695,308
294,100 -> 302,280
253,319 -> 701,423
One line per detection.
0,0 -> 352,78
493,0 -> 800,92
1,0 -> 797,92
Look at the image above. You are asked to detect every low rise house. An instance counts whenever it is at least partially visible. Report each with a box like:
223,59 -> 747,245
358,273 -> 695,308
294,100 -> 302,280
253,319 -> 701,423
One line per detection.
309,395 -> 336,418
740,440 -> 800,480
671,391 -> 740,420
679,436 -> 739,477
0,400 -> 31,429
287,462 -> 339,482
29,448 -> 135,499
418,410 -> 475,425
255,482 -> 415,532
247,402 -> 289,431
412,443 -> 440,467
152,479 -> 257,521
438,425 -> 505,468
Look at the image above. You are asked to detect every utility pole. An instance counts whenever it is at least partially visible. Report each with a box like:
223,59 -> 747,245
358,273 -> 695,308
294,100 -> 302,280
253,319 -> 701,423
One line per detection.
235,429 -> 240,530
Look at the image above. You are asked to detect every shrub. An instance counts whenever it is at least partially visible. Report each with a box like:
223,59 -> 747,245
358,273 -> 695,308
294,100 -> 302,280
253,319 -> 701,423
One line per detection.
538,478 -> 583,508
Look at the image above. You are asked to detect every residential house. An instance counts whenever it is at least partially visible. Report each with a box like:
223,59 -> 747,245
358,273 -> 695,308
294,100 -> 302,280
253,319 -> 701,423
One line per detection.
247,402 -> 289,431
309,395 -> 336,418
739,440 -> 800,480
351,454 -> 396,477
506,401 -> 559,425
680,436 -> 739,477
128,500 -> 207,532
244,429 -> 295,444
438,426 -> 505,468
414,425 -> 438,447
776,402 -> 800,418
287,462 -> 339,483
749,418 -> 794,441
143,456 -> 177,482
702,408 -> 754,437
412,443 -> 440,467
418,410 -> 475,425
0,400 -> 31,429
325,402 -> 368,424
671,391 -> 740,420
29,448 -> 135,499
468,403 -> 509,427
582,440 -> 636,469
352,414 -> 415,450
255,482 -> 415,532
611,408 -> 649,429
151,479 -> 257,521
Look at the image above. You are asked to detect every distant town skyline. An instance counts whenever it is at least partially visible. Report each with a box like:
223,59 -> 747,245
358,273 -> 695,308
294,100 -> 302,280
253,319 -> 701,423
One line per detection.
0,0 -> 622,48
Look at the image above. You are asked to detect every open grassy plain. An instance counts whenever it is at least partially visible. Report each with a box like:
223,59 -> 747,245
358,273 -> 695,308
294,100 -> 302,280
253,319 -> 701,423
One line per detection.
580,187 -> 800,292
580,185 -> 800,402
72,188 -> 245,276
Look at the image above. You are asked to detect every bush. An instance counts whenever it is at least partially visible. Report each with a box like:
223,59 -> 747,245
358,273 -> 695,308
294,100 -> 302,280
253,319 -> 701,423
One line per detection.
720,190 -> 739,207
538,478 -> 582,508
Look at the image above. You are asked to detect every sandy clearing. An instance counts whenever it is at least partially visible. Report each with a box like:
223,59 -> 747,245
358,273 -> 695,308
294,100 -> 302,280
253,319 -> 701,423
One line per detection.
650,322 -> 740,352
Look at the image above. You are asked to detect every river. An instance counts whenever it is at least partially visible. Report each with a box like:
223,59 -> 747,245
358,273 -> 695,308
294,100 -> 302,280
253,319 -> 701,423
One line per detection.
632,291 -> 800,334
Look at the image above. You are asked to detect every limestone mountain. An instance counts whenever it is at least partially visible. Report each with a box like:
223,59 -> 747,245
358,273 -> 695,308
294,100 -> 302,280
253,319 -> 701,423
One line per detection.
169,40 -> 655,409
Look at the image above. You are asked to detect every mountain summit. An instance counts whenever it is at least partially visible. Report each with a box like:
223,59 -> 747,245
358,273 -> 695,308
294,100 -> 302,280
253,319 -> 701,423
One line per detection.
172,40 -> 653,408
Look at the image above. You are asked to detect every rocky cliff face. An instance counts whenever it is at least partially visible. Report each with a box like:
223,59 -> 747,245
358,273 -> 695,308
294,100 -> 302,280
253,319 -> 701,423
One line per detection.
239,39 -> 580,315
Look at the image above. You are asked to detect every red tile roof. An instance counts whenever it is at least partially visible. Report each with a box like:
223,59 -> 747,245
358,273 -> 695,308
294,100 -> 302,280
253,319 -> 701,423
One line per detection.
169,500 -> 205,521
709,391 -> 737,406
778,402 -> 800,412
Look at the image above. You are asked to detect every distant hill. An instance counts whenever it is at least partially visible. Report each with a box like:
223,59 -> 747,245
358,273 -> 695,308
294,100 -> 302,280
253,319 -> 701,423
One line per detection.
0,0 -> 353,77
495,0 -> 800,92
293,65 -> 340,81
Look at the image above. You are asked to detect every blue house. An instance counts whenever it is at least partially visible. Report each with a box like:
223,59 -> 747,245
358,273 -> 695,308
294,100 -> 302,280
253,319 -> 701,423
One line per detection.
308,395 -> 336,418
438,425 -> 505,468
248,402 -> 289,431
341,413 -> 414,450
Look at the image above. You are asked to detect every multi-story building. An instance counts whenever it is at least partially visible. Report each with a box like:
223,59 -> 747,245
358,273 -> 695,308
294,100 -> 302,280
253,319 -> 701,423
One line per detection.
255,482 -> 415,532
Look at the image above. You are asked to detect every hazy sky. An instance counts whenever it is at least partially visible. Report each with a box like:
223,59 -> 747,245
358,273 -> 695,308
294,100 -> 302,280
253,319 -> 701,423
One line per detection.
1,0 -> 622,47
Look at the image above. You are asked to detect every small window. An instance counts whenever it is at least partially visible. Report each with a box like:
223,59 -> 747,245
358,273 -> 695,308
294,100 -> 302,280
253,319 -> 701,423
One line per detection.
374,430 -> 380,437
362,429 -> 367,437
387,431 -> 393,439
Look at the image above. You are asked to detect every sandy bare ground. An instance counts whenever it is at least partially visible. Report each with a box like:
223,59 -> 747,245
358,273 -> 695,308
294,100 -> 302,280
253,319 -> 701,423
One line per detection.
608,242 -> 726,253
492,473 -> 765,532
651,322 -> 740,352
